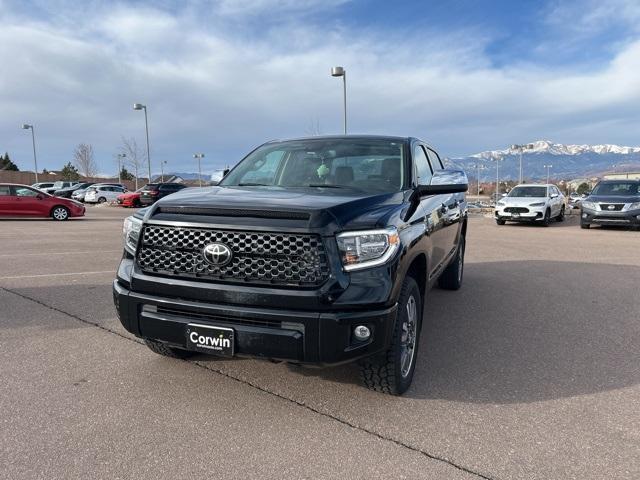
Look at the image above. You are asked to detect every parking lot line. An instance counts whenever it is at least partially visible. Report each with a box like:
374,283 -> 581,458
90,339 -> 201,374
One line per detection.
1,271 -> 114,280
0,250 -> 121,258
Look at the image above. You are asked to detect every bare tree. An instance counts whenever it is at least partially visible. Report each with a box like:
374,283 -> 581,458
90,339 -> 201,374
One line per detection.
120,136 -> 146,190
73,143 -> 98,177
305,117 -> 322,136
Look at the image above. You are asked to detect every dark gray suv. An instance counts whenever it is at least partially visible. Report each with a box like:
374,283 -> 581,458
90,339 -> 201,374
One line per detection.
580,180 -> 640,229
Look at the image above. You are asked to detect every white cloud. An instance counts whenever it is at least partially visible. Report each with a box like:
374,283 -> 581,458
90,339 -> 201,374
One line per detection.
0,2 -> 639,175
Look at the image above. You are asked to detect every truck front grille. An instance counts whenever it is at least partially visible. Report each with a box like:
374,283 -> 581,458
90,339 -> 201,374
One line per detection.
136,225 -> 330,287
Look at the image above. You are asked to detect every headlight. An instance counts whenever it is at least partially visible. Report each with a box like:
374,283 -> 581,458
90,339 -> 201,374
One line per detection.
581,201 -> 597,210
497,201 -> 506,206
627,202 -> 640,210
336,227 -> 400,271
123,216 -> 143,254
529,202 -> 545,207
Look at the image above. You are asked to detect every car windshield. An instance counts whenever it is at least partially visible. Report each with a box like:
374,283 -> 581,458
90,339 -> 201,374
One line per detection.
220,138 -> 407,193
508,186 -> 548,198
591,182 -> 640,196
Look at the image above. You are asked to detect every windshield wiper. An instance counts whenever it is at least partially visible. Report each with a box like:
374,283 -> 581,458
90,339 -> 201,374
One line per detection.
237,182 -> 269,186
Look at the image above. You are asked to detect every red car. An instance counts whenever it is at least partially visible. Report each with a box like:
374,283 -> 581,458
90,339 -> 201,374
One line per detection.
117,188 -> 143,207
0,183 -> 85,220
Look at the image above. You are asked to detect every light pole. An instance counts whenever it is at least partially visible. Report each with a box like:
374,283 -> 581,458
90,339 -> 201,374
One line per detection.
21,124 -> 39,183
511,143 -> 534,184
544,164 -> 553,185
474,163 -> 486,197
193,153 -> 205,187
493,156 -> 504,201
133,103 -> 151,181
117,153 -> 126,183
331,66 -> 347,135
160,160 -> 167,183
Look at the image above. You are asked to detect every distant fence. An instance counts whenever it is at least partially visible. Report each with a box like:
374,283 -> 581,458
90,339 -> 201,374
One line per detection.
0,171 -> 147,191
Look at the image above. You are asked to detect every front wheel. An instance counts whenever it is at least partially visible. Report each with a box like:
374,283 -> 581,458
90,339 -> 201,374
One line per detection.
360,276 -> 422,395
496,218 -> 506,225
98,197 -> 107,204
542,208 -> 551,227
51,206 -> 69,221
557,206 -> 565,222
580,222 -> 590,229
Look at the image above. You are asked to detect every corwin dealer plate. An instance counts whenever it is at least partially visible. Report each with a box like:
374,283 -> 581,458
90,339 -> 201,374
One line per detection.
186,323 -> 235,355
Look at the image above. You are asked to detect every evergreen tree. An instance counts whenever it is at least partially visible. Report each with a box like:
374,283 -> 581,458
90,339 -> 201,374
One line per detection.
60,162 -> 80,180
0,152 -> 19,171
119,166 -> 134,181
577,182 -> 590,195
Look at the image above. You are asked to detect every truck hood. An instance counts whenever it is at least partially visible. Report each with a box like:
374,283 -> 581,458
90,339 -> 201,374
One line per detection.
152,185 -> 406,231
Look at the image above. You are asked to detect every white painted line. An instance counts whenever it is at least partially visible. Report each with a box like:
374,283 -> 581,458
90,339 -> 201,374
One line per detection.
0,250 -> 121,258
1,271 -> 114,280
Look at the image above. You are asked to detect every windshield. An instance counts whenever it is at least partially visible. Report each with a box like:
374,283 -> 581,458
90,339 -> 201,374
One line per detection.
220,138 -> 407,193
591,182 -> 640,196
508,186 -> 548,198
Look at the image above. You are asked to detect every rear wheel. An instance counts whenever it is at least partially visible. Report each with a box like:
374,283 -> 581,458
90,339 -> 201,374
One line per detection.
144,339 -> 195,359
438,235 -> 465,290
360,276 -> 422,395
51,206 -> 69,221
98,196 -> 107,204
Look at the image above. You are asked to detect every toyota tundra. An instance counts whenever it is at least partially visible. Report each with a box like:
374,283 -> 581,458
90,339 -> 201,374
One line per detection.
113,136 -> 468,394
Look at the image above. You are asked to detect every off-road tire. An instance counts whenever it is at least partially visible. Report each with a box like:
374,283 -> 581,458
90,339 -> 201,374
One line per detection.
144,339 -> 195,359
360,276 -> 422,395
438,235 -> 465,290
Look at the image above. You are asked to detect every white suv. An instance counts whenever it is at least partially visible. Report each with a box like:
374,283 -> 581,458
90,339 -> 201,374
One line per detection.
85,185 -> 127,204
495,184 -> 565,226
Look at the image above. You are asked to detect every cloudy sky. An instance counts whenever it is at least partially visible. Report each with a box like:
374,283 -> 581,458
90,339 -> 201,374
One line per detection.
1,0 -> 639,176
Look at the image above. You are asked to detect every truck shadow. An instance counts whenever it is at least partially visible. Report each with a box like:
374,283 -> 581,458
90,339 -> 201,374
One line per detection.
404,260 -> 640,403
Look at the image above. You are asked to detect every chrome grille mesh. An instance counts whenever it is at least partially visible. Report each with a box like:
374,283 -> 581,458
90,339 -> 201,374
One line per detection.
137,225 -> 330,286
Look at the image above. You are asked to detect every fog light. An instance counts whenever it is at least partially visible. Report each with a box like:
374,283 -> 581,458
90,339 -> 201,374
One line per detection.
354,325 -> 371,341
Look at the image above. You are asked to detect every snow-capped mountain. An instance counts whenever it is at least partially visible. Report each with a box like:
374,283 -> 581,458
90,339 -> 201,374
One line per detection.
448,140 -> 640,180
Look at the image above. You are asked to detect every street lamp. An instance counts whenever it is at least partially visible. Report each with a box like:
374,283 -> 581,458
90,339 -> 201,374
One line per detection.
117,153 -> 126,183
160,160 -> 167,183
544,165 -> 553,195
492,156 -> 504,201
193,153 -> 205,187
133,103 -> 152,181
511,143 -> 534,184
21,124 -> 39,183
331,66 -> 347,135
473,163 -> 486,197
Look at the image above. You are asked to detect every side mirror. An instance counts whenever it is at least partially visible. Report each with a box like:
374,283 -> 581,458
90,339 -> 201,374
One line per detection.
417,169 -> 468,196
36,194 -> 45,200
501,193 -> 507,197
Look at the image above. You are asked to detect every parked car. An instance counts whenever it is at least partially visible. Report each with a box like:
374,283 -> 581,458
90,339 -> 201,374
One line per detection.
115,135 -> 468,395
138,182 -> 187,206
117,188 -> 144,207
31,182 -> 55,191
580,180 -> 640,229
0,183 -> 85,220
42,180 -> 79,195
54,182 -> 95,198
494,184 -> 565,226
84,185 -> 127,203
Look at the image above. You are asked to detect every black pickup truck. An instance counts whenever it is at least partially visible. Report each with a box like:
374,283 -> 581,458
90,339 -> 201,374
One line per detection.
114,135 -> 468,394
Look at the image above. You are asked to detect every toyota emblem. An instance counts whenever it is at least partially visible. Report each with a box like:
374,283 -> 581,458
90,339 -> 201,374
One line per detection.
202,243 -> 233,266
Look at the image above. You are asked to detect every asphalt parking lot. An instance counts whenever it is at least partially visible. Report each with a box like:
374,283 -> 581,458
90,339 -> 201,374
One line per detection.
1,207 -> 639,479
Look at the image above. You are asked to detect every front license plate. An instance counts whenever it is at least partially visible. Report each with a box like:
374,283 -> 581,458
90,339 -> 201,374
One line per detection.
186,324 -> 235,355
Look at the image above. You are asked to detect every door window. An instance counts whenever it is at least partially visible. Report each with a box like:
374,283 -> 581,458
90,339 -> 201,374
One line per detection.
14,187 -> 39,197
426,148 -> 444,170
414,145 -> 432,185
0,186 -> 11,196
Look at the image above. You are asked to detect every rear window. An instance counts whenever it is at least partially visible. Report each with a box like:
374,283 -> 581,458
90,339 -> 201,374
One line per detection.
144,184 -> 159,191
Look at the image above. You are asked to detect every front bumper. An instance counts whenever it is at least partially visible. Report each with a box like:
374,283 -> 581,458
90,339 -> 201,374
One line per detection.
494,208 -> 545,221
113,280 -> 397,366
581,208 -> 640,225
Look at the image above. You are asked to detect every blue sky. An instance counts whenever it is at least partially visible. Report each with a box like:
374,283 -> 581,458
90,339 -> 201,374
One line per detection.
1,0 -> 639,176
